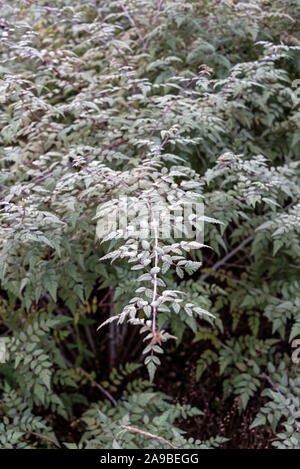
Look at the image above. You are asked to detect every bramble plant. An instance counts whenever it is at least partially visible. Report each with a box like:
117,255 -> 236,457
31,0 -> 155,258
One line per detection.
0,0 -> 299,449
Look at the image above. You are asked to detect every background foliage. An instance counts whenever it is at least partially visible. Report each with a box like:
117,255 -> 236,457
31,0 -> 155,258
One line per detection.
0,0 -> 299,449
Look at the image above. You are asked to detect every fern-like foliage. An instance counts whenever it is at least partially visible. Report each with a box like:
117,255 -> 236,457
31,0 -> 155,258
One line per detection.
0,0 -> 299,449
66,379 -> 226,449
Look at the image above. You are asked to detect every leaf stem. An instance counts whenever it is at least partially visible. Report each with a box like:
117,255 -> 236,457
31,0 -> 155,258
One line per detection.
120,425 -> 178,449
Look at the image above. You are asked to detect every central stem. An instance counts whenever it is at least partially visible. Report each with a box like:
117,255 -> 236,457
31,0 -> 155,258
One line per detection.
147,200 -> 159,337
152,223 -> 159,336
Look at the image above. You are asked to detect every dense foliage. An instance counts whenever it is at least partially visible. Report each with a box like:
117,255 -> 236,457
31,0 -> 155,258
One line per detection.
0,0 -> 299,449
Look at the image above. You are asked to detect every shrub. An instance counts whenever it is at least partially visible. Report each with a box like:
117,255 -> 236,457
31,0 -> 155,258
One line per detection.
0,0 -> 299,449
